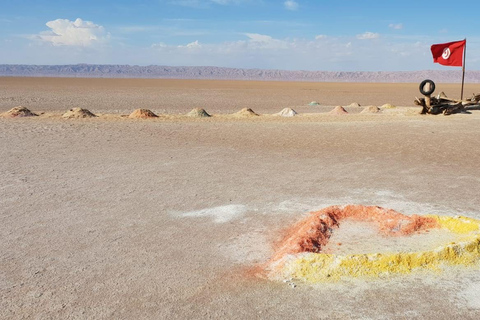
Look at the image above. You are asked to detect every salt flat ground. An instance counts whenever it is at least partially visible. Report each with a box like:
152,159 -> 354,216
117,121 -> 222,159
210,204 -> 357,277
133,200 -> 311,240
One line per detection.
1,78 -> 480,319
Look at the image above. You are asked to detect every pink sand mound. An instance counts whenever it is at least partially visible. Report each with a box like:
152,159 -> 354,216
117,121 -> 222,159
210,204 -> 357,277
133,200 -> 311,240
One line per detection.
129,109 -> 158,119
62,108 -> 96,118
3,106 -> 38,118
329,106 -> 349,115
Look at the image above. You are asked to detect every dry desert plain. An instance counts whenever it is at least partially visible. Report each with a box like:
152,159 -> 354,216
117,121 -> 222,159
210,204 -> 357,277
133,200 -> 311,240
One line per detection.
2,77 -> 480,319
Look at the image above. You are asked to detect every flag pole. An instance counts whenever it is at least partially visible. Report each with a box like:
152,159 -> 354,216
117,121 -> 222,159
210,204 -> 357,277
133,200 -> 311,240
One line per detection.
461,38 -> 466,100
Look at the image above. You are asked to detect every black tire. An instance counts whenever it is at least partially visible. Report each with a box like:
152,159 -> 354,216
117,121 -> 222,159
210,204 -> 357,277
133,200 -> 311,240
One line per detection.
419,79 -> 435,96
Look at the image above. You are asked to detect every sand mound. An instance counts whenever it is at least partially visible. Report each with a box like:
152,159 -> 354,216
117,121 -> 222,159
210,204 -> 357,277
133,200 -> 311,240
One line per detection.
346,102 -> 361,108
62,108 -> 96,119
360,105 -> 381,114
276,108 -> 298,117
187,108 -> 211,118
381,103 -> 396,109
128,109 -> 158,119
308,101 -> 320,106
3,106 -> 37,118
233,108 -> 259,117
329,106 -> 348,115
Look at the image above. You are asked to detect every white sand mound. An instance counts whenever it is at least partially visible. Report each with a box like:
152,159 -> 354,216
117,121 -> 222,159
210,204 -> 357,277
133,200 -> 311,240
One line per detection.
233,108 -> 259,117
308,101 -> 320,106
346,102 -> 361,108
360,105 -> 381,114
3,106 -> 37,118
381,103 -> 396,109
276,108 -> 298,117
187,108 -> 211,118
329,106 -> 349,115
128,109 -> 158,119
62,108 -> 96,119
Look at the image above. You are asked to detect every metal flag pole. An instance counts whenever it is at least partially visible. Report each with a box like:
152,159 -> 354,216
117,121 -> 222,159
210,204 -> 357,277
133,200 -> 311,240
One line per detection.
461,38 -> 467,100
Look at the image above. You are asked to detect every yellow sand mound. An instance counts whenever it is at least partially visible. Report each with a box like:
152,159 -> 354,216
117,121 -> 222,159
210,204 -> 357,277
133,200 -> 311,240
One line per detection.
128,109 -> 158,119
381,103 -> 396,109
3,106 -> 37,118
62,108 -> 96,118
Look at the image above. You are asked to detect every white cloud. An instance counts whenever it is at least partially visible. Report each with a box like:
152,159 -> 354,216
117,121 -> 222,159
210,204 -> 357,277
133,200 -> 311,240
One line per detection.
315,34 -> 327,40
244,33 -> 288,49
356,32 -> 380,40
389,23 -> 403,30
36,18 -> 108,46
185,40 -> 202,48
284,0 -> 299,11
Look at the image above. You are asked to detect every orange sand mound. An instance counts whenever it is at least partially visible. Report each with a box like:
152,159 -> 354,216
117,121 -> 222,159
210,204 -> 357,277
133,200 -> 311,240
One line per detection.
129,109 -> 158,119
62,107 -> 96,118
3,106 -> 37,117
329,106 -> 349,115
270,205 -> 438,263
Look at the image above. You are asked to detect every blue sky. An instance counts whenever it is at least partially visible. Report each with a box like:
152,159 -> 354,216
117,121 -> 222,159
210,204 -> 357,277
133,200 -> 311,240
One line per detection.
0,0 -> 479,71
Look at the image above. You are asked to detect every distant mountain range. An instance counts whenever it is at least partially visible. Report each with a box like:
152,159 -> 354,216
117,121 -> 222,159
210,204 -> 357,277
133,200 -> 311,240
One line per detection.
1,64 -> 479,83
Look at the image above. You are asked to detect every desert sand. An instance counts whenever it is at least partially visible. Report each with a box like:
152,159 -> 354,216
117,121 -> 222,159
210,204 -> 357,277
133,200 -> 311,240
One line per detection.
2,77 -> 480,319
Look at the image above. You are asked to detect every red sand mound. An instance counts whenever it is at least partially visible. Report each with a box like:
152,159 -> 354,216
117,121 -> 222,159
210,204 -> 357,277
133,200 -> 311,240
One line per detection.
270,205 -> 438,263
129,109 -> 158,119
3,106 -> 37,118
329,106 -> 348,115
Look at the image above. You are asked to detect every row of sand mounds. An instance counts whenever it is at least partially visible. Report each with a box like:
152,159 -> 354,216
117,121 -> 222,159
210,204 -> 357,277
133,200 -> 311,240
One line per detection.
308,101 -> 395,110
1,105 -> 396,119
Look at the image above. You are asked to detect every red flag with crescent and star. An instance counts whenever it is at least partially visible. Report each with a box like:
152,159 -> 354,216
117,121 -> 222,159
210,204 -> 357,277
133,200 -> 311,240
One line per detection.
430,40 -> 466,67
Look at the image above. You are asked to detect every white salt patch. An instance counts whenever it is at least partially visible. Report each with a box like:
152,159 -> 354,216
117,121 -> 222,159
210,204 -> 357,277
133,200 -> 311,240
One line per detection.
322,219 -> 458,255
458,281 -> 480,309
181,204 -> 247,223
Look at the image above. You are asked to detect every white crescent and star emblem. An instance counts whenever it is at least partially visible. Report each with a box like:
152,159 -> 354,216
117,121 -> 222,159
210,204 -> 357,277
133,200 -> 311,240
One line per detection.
442,47 -> 451,59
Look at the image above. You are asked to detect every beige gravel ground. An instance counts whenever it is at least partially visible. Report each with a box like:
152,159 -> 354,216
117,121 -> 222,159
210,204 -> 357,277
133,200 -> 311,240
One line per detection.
2,77 -> 480,319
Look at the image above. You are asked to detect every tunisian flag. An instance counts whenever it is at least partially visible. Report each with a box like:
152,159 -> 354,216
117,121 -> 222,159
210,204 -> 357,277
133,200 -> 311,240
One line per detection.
431,40 -> 466,67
